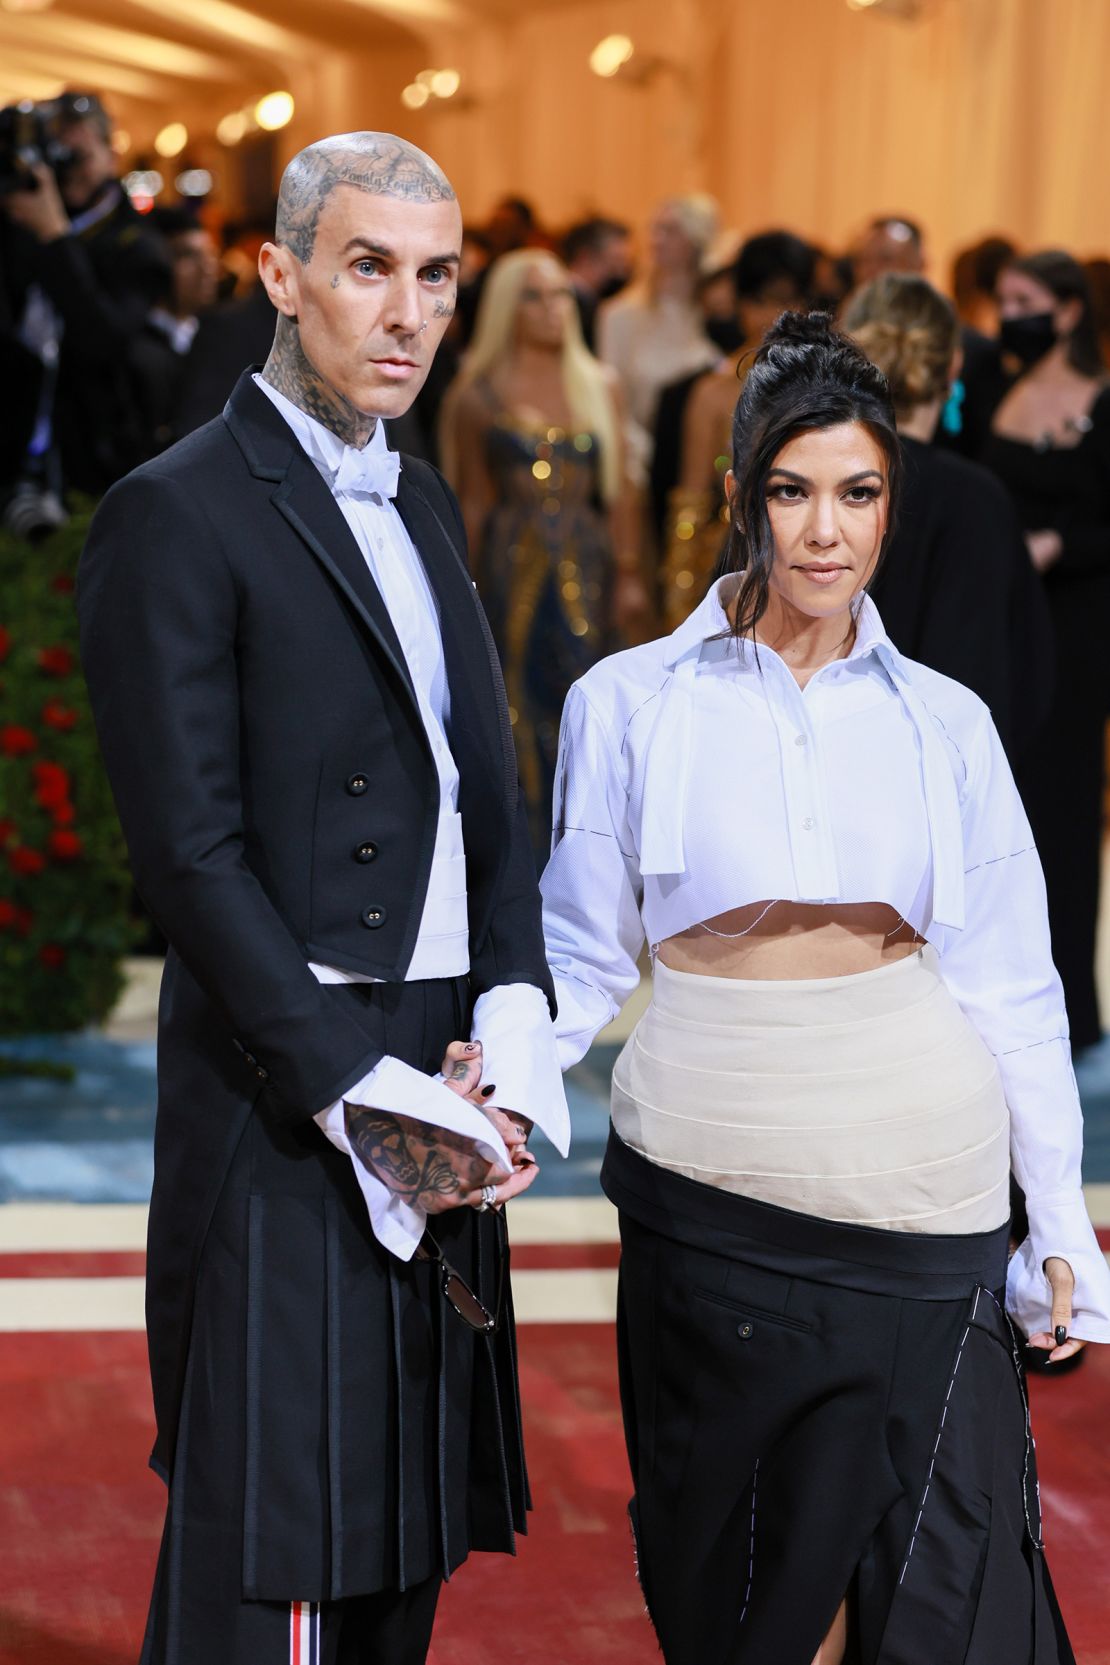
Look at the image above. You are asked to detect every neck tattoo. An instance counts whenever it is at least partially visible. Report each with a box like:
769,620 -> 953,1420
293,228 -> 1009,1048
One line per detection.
262,314 -> 376,448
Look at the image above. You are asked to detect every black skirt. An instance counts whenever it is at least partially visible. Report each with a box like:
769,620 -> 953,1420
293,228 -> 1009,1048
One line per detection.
143,977 -> 528,1664
604,1128 -> 1074,1665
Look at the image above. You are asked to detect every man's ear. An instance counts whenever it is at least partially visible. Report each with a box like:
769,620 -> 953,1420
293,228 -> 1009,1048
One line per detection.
259,242 -> 299,318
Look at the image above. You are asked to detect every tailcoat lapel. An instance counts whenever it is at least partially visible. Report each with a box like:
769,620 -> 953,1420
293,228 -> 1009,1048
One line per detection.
223,373 -> 421,723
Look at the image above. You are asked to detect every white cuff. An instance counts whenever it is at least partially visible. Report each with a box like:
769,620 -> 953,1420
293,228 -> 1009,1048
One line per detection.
314,1054 -> 513,1261
1005,1190 -> 1110,1343
471,983 -> 571,1156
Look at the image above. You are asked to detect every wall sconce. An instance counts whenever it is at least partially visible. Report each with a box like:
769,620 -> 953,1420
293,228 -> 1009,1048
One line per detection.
588,33 -> 675,86
401,68 -> 463,110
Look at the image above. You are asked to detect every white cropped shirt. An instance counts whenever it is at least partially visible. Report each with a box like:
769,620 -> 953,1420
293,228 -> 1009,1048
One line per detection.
540,575 -> 1110,1342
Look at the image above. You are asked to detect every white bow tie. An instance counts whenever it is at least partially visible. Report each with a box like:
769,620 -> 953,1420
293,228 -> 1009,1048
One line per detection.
330,439 -> 401,501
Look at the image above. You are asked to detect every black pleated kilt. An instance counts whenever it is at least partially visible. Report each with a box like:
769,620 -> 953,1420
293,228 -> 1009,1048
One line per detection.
604,1128 -> 1075,1665
144,977 -> 528,1660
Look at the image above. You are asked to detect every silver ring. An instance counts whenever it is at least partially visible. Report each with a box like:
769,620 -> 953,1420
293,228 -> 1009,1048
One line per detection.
477,1182 -> 497,1212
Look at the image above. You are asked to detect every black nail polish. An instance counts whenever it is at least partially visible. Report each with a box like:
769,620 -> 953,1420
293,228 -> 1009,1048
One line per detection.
1054,1325 -> 1068,1347
481,1084 -> 496,1097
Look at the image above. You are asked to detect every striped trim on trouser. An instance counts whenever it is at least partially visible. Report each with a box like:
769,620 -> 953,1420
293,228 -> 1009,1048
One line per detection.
289,1601 -> 321,1665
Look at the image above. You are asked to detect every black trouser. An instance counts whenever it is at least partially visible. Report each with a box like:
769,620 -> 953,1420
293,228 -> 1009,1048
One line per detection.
142,1531 -> 441,1665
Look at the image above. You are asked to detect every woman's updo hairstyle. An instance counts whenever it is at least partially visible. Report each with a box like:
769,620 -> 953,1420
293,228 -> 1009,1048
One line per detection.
841,273 -> 959,416
721,310 -> 901,641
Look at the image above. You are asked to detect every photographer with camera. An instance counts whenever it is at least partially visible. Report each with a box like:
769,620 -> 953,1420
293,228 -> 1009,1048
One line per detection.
0,92 -> 170,532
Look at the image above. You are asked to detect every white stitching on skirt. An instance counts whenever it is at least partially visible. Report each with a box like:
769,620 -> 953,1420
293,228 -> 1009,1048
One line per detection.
981,1285 -> 1045,1549
898,1287 -> 981,1585
740,1459 -> 760,1624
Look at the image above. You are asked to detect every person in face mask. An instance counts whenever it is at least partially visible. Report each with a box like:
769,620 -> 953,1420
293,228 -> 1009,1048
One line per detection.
978,250 -> 1110,1050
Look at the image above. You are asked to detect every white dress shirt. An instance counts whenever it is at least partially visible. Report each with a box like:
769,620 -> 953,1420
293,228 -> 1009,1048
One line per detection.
541,573 -> 1110,1342
255,376 -> 569,1258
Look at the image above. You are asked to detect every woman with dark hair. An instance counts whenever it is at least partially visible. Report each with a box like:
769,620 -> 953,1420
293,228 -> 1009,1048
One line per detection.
541,311 -> 1108,1663
978,250 -> 1110,1047
842,271 -> 1052,760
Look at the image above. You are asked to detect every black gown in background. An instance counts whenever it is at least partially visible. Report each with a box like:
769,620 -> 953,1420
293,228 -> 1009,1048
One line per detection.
870,435 -> 1053,763
979,388 -> 1110,1047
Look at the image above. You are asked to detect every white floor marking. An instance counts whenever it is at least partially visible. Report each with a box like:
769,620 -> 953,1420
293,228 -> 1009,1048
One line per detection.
0,1267 -> 622,1332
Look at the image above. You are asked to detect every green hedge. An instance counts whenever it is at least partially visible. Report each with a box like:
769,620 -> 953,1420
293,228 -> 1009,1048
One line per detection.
0,513 -> 136,1035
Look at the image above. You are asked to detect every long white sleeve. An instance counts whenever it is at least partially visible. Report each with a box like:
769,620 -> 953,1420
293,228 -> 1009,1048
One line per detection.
541,682 -> 646,1070
937,709 -> 1110,1340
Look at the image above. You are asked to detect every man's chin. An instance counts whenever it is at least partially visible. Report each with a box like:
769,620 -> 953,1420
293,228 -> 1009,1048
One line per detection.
350,373 -> 429,423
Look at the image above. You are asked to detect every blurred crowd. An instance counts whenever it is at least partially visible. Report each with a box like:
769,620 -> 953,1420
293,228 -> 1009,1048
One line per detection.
3,91 -> 1110,1043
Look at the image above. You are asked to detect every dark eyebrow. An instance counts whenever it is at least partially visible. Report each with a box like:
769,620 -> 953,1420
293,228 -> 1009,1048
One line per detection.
767,468 -> 884,486
341,236 -> 460,266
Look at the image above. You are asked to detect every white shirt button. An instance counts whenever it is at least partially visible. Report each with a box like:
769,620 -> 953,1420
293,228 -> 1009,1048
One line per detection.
795,733 -> 807,747
802,816 -> 816,831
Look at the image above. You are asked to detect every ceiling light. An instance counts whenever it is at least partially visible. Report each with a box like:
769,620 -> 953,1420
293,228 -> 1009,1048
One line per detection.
401,83 -> 431,110
430,69 -> 460,98
254,91 -> 294,131
0,0 -> 55,12
589,34 -> 634,78
216,110 -> 248,146
154,122 -> 188,158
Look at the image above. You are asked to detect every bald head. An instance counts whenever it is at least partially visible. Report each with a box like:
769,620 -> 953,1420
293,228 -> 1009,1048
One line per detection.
276,131 -> 456,266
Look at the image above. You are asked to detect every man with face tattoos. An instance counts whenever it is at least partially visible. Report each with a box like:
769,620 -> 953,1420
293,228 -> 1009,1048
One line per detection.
78,133 -> 570,1665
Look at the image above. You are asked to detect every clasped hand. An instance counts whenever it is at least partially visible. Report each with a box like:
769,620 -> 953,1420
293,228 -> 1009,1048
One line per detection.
344,1039 -> 538,1214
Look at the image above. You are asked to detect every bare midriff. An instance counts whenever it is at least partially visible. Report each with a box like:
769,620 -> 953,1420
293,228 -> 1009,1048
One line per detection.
655,900 -> 924,981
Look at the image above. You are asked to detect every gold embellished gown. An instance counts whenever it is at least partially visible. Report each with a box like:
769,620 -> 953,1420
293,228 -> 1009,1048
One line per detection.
473,384 -> 614,865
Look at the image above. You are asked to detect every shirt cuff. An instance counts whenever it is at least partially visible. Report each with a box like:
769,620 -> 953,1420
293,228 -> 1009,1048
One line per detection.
1006,1189 -> 1110,1343
471,983 -> 571,1157
314,1055 -> 513,1261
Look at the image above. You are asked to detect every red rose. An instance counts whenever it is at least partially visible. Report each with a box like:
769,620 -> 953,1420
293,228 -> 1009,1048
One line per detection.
9,847 -> 46,876
1,726 -> 36,757
50,575 -> 75,595
47,829 -> 82,861
0,899 -> 15,929
37,646 -> 74,677
52,803 -> 76,827
41,701 -> 78,733
39,944 -> 66,970
13,907 -> 33,936
0,627 -> 10,661
31,760 -> 70,807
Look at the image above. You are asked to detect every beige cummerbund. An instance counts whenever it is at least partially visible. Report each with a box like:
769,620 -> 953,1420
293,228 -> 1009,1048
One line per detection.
611,946 -> 1011,1233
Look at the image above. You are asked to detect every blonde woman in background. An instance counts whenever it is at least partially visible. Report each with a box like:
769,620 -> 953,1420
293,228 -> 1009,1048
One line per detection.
597,194 -> 720,488
440,249 -> 641,863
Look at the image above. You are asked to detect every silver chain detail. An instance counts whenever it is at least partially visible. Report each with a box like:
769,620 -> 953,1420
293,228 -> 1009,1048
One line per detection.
696,902 -> 911,943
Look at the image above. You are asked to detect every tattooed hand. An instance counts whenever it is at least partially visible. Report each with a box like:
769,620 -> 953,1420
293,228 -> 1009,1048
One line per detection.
344,1103 -> 508,1214
439,1041 -> 536,1177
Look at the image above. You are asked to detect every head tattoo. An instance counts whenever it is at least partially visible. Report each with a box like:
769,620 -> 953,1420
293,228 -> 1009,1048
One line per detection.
276,131 -> 456,266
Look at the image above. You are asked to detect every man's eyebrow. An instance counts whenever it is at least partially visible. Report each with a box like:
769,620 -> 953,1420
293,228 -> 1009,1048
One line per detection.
340,236 -> 460,265
767,468 -> 884,486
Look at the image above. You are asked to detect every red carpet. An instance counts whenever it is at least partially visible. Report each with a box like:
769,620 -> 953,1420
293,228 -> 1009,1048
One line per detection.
0,1325 -> 1107,1664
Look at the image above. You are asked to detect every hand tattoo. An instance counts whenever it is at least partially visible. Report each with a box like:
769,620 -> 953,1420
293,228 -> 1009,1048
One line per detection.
276,132 -> 455,266
345,1106 -> 489,1207
262,314 -> 377,448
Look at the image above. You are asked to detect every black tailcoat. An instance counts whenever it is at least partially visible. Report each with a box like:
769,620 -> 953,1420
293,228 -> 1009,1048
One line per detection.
78,372 -> 553,1593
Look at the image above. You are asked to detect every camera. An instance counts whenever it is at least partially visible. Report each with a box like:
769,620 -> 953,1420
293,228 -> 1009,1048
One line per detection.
0,96 -> 90,196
